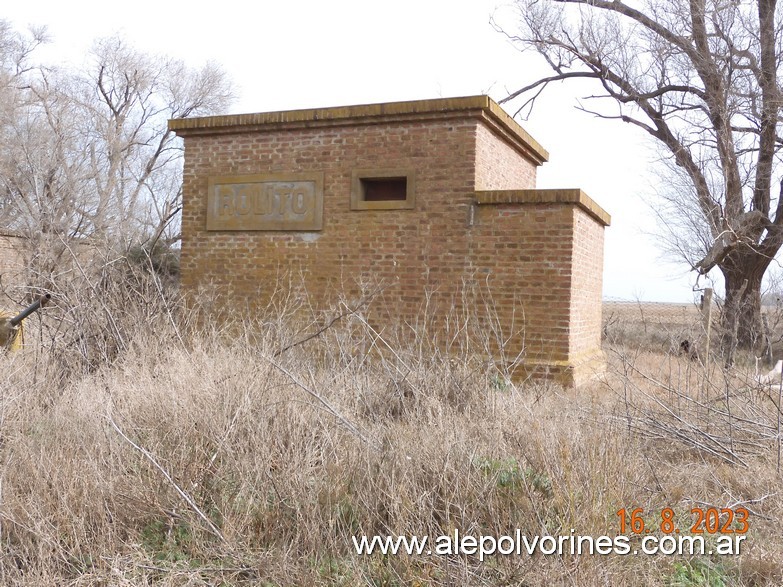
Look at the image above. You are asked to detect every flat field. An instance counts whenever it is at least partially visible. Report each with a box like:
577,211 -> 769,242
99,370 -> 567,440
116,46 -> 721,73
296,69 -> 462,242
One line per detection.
603,300 -> 704,349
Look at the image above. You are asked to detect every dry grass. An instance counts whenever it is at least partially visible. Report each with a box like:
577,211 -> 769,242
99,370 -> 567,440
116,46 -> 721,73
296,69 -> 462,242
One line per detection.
0,283 -> 781,586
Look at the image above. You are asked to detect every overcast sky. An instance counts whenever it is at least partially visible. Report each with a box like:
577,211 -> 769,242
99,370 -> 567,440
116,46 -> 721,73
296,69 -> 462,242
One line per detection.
4,0 -> 714,303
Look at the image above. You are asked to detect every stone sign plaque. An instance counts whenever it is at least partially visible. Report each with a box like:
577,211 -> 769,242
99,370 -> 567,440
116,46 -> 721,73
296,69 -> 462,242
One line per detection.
206,173 -> 324,231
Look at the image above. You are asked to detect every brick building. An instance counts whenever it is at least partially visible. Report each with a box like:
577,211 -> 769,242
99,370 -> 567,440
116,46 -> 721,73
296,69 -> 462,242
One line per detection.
170,96 -> 610,386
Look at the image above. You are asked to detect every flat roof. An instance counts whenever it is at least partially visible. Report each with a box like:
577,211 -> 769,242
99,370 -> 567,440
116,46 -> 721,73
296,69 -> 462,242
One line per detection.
476,189 -> 611,227
168,95 -> 549,165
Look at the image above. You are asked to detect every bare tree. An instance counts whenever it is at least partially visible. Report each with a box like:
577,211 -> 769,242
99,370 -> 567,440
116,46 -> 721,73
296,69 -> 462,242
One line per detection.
77,37 -> 232,245
500,0 -> 783,350
0,22 -> 52,229
0,24 -> 233,281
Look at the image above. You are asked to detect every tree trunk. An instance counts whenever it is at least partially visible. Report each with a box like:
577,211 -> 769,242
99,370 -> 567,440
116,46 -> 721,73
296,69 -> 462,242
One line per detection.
719,255 -> 769,357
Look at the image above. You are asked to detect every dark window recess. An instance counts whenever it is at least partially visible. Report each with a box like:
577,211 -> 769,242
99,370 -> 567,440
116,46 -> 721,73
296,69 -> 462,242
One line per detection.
361,177 -> 407,201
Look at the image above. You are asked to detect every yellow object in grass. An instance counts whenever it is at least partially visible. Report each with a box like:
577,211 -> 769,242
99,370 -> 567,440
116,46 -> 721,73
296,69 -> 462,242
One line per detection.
0,311 -> 23,351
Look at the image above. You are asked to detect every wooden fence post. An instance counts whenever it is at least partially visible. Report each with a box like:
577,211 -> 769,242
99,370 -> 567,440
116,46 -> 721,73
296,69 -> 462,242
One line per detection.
702,288 -> 713,372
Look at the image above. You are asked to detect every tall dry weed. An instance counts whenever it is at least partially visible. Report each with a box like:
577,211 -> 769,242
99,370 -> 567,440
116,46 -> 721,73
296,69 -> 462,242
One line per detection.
0,278 -> 781,585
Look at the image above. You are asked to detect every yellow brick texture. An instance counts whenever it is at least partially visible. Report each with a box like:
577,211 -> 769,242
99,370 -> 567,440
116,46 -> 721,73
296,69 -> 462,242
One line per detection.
174,96 -> 608,386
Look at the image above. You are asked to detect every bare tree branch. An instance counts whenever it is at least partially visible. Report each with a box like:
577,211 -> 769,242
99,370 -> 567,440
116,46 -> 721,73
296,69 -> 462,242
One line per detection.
502,0 -> 783,347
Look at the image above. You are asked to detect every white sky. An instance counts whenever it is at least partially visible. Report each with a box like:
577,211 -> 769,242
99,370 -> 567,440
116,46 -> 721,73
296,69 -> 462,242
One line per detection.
4,0 -> 713,303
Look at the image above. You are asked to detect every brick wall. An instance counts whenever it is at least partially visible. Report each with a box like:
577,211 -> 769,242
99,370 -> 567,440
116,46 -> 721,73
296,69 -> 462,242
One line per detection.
474,123 -> 537,190
469,202 -> 573,360
180,118 -> 479,323
172,96 -> 610,386
472,190 -> 609,385
569,207 -> 607,364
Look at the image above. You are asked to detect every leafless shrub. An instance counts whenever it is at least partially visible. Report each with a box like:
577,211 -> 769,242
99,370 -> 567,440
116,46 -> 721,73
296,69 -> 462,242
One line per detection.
606,346 -> 782,466
0,291 -> 782,585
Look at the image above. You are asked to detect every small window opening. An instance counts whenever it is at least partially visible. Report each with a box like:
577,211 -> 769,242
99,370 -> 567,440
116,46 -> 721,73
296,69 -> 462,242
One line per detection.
361,177 -> 407,201
351,169 -> 415,210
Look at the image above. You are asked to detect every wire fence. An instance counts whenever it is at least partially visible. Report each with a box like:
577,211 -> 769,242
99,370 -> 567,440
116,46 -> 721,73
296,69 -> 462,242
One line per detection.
602,297 -> 705,351
603,292 -> 783,365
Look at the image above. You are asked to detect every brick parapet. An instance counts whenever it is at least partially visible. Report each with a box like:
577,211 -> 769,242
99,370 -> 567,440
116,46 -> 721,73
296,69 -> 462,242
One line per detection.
170,96 -> 549,166
475,189 -> 611,227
